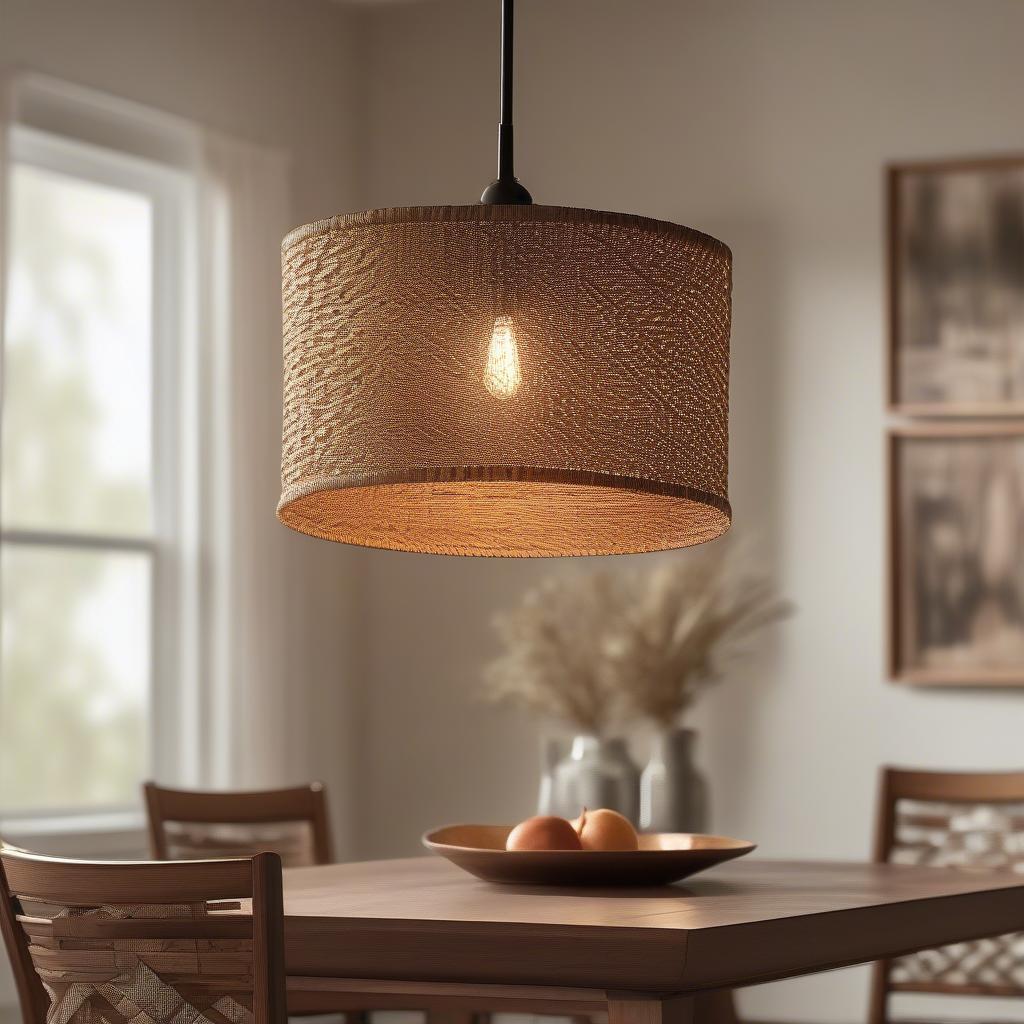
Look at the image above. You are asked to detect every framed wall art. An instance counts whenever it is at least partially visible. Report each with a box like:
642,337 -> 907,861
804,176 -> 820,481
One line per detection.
888,156 -> 1024,415
889,423 -> 1024,685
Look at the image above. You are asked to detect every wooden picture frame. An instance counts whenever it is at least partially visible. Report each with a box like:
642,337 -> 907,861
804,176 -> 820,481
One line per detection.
889,422 -> 1024,686
887,155 -> 1024,416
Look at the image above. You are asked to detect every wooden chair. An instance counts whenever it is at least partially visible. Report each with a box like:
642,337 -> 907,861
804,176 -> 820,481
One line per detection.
0,846 -> 286,1024
143,781 -> 364,1019
869,767 -> 1024,1024
143,782 -> 333,867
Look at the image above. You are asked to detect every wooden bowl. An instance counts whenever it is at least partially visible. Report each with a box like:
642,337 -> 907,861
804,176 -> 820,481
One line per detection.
422,824 -> 756,887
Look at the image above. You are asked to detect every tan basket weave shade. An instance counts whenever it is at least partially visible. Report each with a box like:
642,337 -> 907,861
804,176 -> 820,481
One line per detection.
279,205 -> 731,556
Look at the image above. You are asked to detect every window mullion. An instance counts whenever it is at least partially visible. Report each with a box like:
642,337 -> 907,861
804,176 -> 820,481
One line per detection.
0,528 -> 157,555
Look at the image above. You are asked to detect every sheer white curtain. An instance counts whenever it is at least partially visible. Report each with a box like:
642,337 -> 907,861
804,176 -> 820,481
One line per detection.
198,132 -> 296,789
0,76 -> 9,456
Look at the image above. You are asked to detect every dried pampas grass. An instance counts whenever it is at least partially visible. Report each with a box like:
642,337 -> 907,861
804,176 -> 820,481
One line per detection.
483,570 -> 631,734
482,543 -> 792,732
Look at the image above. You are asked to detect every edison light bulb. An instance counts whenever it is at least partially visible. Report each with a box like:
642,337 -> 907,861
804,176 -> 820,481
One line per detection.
484,315 -> 521,399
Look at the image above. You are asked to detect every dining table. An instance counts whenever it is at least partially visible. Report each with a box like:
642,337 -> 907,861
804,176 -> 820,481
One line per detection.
281,856 -> 1024,1024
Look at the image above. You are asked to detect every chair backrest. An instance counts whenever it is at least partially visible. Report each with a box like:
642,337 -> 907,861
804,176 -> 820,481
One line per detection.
143,783 -> 333,867
0,848 -> 286,1024
869,767 -> 1024,1024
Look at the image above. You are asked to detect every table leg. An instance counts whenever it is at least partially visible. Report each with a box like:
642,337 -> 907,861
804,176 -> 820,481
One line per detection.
608,995 -> 694,1024
609,991 -> 737,1024
691,991 -> 738,1024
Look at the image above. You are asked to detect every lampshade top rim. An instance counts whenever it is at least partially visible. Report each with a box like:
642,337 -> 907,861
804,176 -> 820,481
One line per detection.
282,204 -> 731,261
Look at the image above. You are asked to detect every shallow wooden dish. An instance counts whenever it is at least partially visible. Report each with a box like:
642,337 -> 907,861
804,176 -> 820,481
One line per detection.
423,824 -> 756,887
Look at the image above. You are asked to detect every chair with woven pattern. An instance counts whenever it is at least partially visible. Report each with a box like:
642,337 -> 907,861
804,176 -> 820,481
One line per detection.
143,782 -> 333,868
0,846 -> 286,1024
142,782 -> 363,1020
869,767 -> 1024,1024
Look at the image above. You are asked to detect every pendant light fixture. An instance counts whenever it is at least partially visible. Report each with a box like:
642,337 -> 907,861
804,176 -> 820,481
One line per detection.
278,0 -> 732,557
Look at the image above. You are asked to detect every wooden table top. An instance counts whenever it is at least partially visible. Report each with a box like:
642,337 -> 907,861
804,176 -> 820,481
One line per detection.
283,856 -> 1024,993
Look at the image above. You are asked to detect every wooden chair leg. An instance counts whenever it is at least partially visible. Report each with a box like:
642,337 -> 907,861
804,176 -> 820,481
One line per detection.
867,960 -> 889,1024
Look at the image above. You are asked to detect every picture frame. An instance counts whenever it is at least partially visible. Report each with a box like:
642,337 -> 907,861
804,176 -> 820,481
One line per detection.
887,155 -> 1024,416
889,422 -> 1024,686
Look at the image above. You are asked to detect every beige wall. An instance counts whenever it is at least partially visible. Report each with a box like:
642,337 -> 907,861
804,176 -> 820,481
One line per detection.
1,0 -> 359,231
350,2 -> 1024,1021
0,0 -> 364,858
6,1 -> 1024,1020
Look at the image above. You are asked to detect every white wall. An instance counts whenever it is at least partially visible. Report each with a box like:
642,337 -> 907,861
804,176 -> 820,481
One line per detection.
350,2 -> 1024,1021
0,0 -> 364,858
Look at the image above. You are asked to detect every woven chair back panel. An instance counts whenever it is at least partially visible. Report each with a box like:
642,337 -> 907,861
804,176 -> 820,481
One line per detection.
889,799 -> 1024,993
18,901 -> 254,1024
162,821 -> 316,868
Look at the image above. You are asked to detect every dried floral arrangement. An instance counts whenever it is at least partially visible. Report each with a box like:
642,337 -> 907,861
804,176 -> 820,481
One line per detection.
483,570 -> 630,734
483,543 -> 792,733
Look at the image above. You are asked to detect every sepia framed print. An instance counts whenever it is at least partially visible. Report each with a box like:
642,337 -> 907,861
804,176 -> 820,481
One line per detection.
889,423 -> 1024,685
888,155 -> 1024,415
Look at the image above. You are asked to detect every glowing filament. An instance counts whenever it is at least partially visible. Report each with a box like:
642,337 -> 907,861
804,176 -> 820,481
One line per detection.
484,316 -> 521,399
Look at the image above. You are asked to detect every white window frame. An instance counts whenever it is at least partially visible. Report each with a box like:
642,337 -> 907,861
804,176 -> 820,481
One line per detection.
0,124 -> 199,838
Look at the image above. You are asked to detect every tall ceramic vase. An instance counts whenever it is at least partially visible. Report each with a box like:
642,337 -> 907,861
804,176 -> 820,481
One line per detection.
546,735 -> 640,824
639,727 -> 709,833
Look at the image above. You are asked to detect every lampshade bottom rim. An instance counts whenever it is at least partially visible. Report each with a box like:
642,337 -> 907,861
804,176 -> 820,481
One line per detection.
277,476 -> 731,557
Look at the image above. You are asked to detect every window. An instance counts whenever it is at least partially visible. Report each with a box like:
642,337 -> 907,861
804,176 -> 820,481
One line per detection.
1,126 -> 194,823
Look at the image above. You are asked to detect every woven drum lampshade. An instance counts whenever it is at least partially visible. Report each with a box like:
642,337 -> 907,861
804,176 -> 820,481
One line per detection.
278,204 -> 732,557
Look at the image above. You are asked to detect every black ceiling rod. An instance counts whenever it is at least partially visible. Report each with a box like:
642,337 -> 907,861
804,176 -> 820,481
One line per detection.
480,0 -> 533,205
